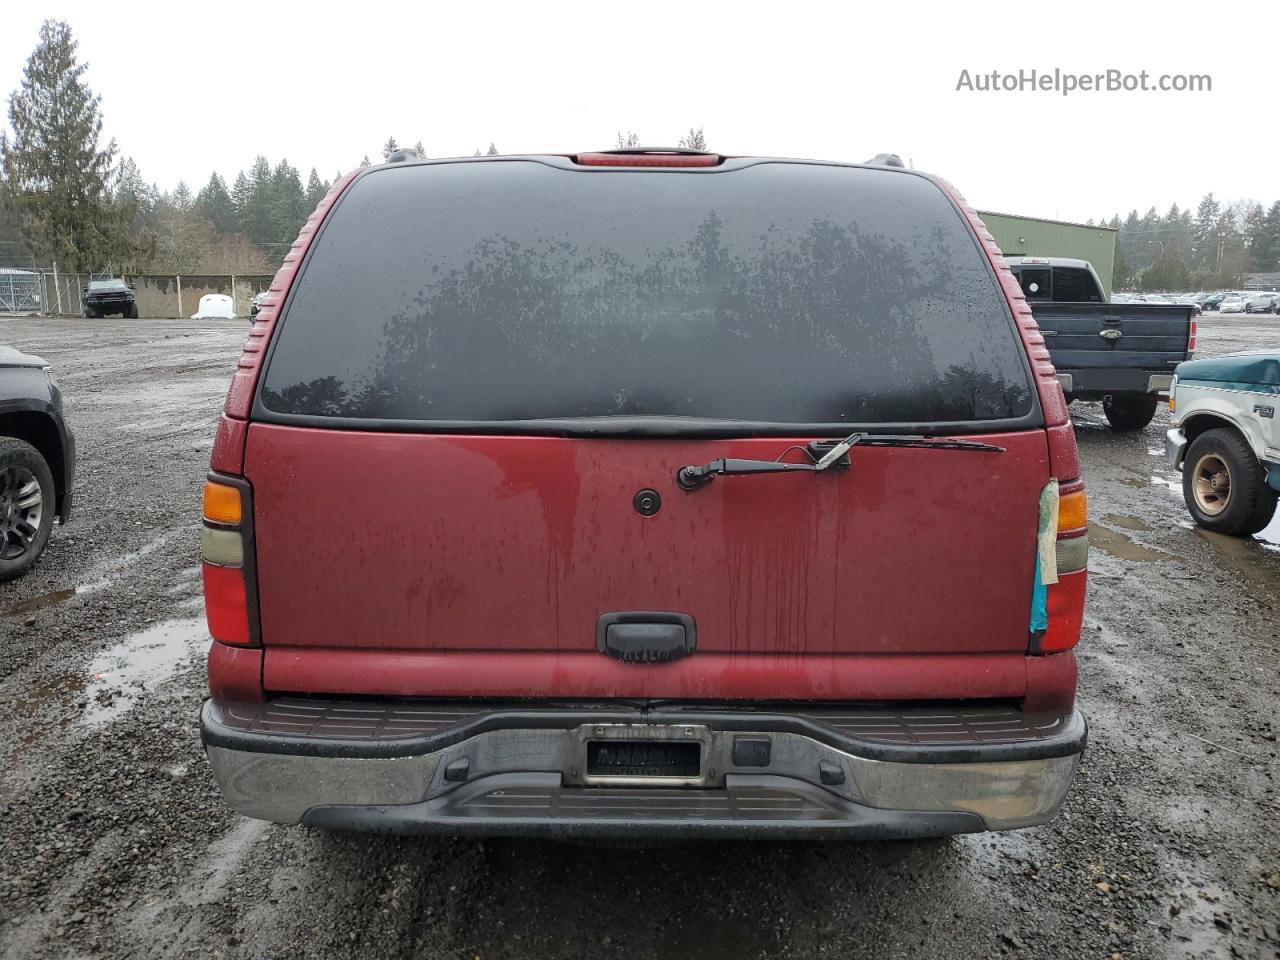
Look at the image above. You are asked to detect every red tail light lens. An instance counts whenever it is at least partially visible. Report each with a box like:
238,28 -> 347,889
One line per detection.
1188,320 -> 1197,354
203,562 -> 251,646
1040,572 -> 1087,653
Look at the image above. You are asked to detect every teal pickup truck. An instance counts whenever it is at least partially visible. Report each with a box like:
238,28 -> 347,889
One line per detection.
1166,351 -> 1280,536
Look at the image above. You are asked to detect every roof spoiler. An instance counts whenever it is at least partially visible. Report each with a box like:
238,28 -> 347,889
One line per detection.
865,153 -> 905,168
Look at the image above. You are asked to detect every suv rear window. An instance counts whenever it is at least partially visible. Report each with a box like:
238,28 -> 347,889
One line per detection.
259,160 -> 1034,427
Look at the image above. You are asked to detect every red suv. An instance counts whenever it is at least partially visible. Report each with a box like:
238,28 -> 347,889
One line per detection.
199,150 -> 1087,839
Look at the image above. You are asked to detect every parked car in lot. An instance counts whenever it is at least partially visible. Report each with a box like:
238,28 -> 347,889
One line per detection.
249,292 -> 268,322
1221,296 -> 1248,314
1244,293 -> 1280,314
1167,351 -> 1279,535
1005,257 -> 1195,430
1203,292 -> 1230,312
199,150 -> 1088,840
82,278 -> 137,318
0,346 -> 75,580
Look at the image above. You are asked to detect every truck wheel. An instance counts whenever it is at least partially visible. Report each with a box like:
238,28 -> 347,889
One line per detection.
1103,394 -> 1157,431
127,304 -> 139,319
0,438 -> 56,582
1182,428 -> 1278,536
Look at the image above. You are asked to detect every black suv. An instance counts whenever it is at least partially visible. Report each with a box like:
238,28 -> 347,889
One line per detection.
83,279 -> 138,318
0,346 -> 74,579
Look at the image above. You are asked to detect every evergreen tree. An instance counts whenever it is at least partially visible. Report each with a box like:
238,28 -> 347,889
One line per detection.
230,171 -> 251,224
195,172 -> 236,234
242,156 -> 275,245
304,168 -> 327,210
381,137 -> 399,160
359,155 -> 371,168
269,159 -> 306,245
414,140 -> 425,156
486,142 -> 499,156
1242,202 -> 1269,271
171,180 -> 193,212
1258,201 -> 1280,273
0,20 -> 131,271
677,126 -> 707,151
1192,193 -> 1221,272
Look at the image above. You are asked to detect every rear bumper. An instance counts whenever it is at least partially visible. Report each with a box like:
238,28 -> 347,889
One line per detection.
201,699 -> 1086,838
1060,369 -> 1177,397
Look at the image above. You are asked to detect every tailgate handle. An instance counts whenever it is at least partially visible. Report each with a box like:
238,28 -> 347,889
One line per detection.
597,612 -> 696,663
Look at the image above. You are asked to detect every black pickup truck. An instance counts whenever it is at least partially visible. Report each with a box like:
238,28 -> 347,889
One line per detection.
1005,257 -> 1195,431
82,278 -> 138,319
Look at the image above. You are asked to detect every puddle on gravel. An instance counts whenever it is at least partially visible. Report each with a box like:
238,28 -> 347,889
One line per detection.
81,617 -> 207,726
5,531 -> 183,618
1089,524 -> 1169,562
1149,475 -> 1182,494
1102,513 -> 1151,532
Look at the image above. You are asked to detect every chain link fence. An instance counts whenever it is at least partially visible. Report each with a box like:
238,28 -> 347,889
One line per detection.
0,269 -> 272,318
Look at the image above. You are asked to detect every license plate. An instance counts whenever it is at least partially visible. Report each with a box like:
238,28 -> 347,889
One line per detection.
586,740 -> 701,778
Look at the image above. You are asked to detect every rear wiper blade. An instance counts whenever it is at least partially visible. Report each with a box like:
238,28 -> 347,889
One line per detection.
675,432 -> 1005,492
812,432 -> 1006,470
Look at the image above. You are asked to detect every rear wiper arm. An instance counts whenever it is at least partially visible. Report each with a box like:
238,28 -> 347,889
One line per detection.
675,432 -> 1005,492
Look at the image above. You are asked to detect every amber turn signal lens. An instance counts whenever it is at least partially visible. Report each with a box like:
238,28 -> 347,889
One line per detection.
1058,489 -> 1087,533
203,481 -> 242,525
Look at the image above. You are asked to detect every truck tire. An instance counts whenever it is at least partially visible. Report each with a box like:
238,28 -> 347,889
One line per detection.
1103,394 -> 1158,431
0,438 -> 56,582
1182,428 -> 1278,537
127,304 -> 139,319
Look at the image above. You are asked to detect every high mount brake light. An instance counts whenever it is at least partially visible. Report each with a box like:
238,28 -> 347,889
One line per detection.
201,477 -> 256,647
575,152 -> 722,168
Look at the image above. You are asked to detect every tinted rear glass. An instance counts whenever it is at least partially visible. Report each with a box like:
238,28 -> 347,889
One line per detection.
260,160 -> 1033,426
1051,267 -> 1102,302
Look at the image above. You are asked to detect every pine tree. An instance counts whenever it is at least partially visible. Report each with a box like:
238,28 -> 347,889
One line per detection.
0,20 -> 131,271
381,137 -> 399,160
269,159 -> 306,245
230,171 -> 251,231
171,180 -> 193,212
414,141 -> 425,156
304,168 -> 327,211
486,143 -> 499,156
677,127 -> 707,151
195,172 -> 236,234
1243,202 -> 1269,271
1258,201 -> 1280,273
1192,193 -> 1221,272
242,156 -> 275,246
359,155 -> 371,168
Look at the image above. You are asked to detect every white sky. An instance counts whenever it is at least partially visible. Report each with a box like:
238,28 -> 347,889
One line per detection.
2,0 -> 1275,228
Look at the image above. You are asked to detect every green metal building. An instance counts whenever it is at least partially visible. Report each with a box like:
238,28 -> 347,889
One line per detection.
977,211 -> 1118,299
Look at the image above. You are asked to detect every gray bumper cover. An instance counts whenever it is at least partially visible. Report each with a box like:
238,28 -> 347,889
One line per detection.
202,699 -> 1086,838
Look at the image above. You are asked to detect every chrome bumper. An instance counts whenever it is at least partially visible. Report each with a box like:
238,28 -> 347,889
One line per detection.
1166,427 -> 1188,469
202,700 -> 1085,837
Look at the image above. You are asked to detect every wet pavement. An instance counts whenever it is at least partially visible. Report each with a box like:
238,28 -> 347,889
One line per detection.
0,314 -> 1278,960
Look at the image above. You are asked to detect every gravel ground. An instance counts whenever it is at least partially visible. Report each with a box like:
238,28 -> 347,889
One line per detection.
0,314 -> 1277,960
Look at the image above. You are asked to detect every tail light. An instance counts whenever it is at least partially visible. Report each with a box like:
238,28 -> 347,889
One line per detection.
1031,480 -> 1087,654
201,475 -> 258,647
1188,320 -> 1197,355
574,151 -> 721,167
